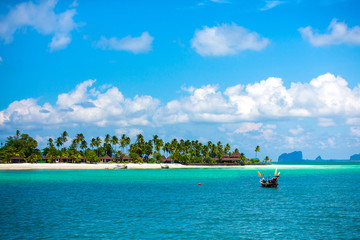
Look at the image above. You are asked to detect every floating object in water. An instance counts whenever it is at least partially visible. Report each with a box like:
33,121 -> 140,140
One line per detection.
198,183 -> 202,185
258,171 -> 280,188
113,165 -> 127,169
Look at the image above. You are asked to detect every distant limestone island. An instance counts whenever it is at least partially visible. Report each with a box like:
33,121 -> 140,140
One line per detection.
278,151 -> 360,162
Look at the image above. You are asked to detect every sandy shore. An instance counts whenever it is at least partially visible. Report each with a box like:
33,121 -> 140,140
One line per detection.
0,163 -> 276,170
1,163 -> 348,170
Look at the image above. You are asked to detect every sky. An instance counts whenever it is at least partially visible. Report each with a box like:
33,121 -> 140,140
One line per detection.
0,0 -> 360,160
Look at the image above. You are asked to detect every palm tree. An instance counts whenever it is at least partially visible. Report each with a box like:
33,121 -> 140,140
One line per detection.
47,138 -> 55,149
55,137 -> 63,150
94,137 -> 102,156
240,152 -> 246,163
90,138 -> 96,150
73,133 -> 85,151
111,136 -> 119,152
120,134 -> 130,152
61,131 -> 69,145
255,145 -> 260,159
104,134 -> 111,145
80,140 -> 87,152
155,139 -> 163,152
163,142 -> 171,156
264,156 -> 270,163
16,130 -> 21,140
224,143 -> 231,155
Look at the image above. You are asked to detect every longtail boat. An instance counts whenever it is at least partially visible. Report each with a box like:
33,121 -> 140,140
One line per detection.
258,169 -> 280,188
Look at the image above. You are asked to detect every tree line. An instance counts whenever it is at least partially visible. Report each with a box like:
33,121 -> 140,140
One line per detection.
0,130 -> 271,164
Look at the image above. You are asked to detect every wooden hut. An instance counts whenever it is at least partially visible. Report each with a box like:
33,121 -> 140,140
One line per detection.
221,152 -> 241,163
160,155 -> 167,163
101,154 -> 113,163
60,156 -> 72,163
9,156 -> 25,163
121,156 -> 131,162
164,156 -> 173,164
42,155 -> 52,163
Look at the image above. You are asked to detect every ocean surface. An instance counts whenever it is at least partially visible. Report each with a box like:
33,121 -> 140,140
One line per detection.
1,165 -> 360,239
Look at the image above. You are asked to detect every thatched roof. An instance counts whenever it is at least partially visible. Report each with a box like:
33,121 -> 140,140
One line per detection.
222,152 -> 228,158
122,156 -> 131,160
10,156 -> 24,160
101,154 -> 113,160
230,152 -> 241,158
159,155 -> 167,163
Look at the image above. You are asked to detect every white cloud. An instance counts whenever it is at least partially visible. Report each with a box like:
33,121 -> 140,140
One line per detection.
155,73 -> 360,124
1,73 -> 360,131
0,79 -> 160,130
234,122 -> 263,134
191,23 -> 269,56
299,19 -> 360,46
260,1 -> 285,11
289,125 -> 304,135
346,118 -> 360,125
317,118 -> 336,127
328,137 -> 335,147
351,127 -> 360,137
0,0 -> 78,51
0,56 -> 2,63
116,128 -> 143,138
95,32 -> 154,53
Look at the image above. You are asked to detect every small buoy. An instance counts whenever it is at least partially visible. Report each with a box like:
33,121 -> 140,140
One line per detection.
198,183 -> 202,185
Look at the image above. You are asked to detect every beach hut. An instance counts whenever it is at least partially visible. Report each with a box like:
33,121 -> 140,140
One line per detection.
101,154 -> 113,163
78,156 -> 86,163
121,156 -> 131,162
221,152 -> 241,164
42,155 -> 54,163
160,155 -> 167,163
60,156 -> 72,163
9,156 -> 25,163
164,156 -> 173,164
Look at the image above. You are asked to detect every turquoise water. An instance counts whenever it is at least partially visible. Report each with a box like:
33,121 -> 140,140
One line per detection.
1,166 -> 360,239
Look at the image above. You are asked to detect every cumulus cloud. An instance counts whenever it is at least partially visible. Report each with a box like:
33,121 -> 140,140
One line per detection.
234,122 -> 263,134
154,73 -> 360,124
0,79 -> 160,130
317,118 -> 336,127
346,118 -> 360,125
289,125 -> 304,135
351,127 -> 360,137
191,23 -> 269,56
0,0 -> 79,51
1,73 -> 360,131
95,32 -> 154,53
260,1 -> 285,11
116,128 -> 143,138
299,19 -> 360,46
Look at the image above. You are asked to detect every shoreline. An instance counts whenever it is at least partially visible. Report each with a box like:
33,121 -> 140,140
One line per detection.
0,163 -> 274,170
0,163 -> 356,170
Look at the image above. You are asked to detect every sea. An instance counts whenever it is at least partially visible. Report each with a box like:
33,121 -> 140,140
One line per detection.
1,164 -> 360,239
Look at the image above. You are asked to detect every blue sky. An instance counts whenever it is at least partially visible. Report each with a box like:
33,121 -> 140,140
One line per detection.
0,0 -> 360,160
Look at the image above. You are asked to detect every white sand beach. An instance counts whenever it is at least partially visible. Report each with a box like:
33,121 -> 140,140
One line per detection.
0,163 -> 276,170
1,163 -> 351,170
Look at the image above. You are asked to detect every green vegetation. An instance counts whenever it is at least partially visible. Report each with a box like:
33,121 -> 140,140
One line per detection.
0,130 -> 272,164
